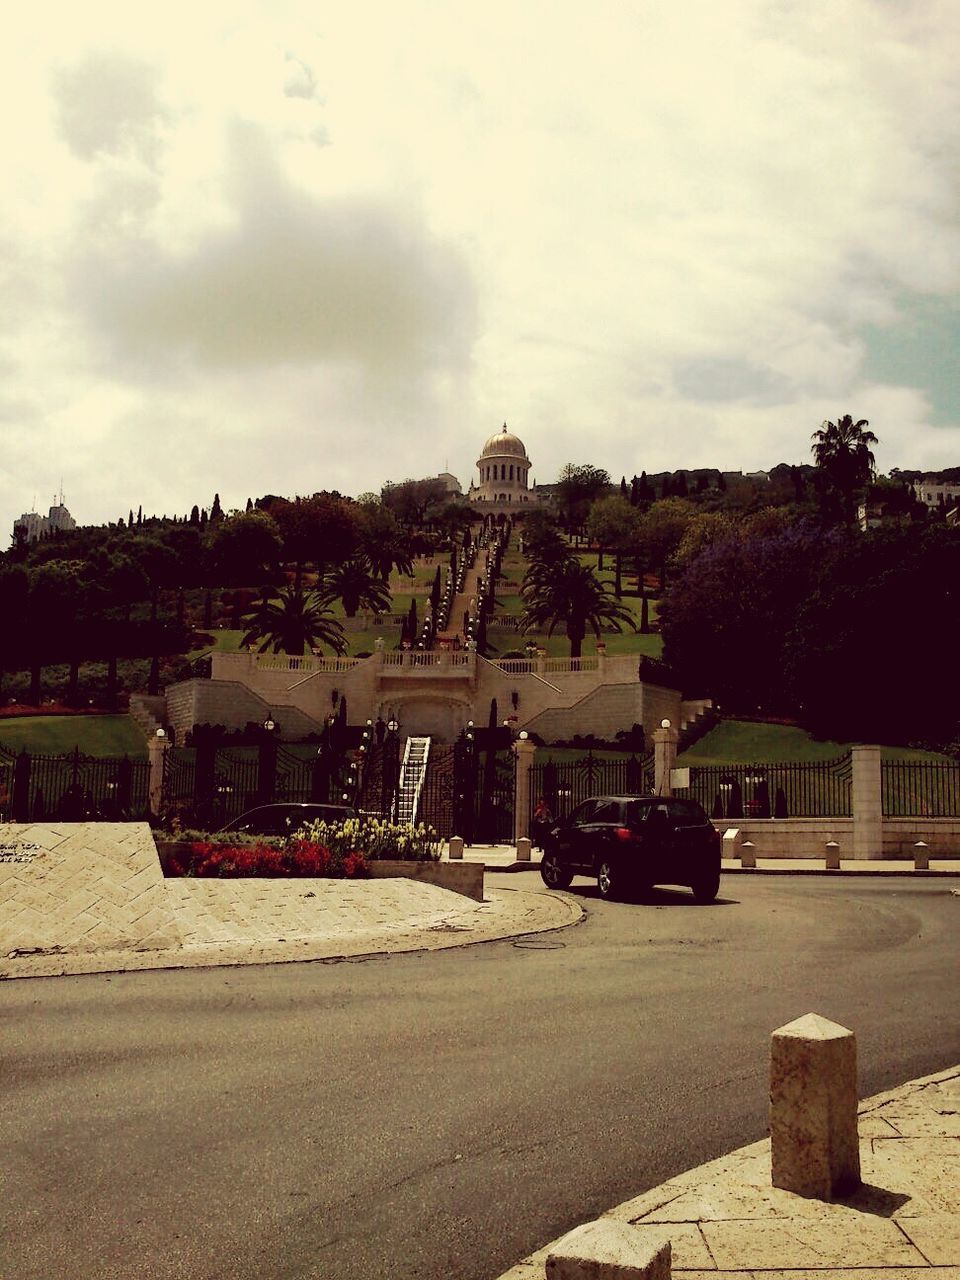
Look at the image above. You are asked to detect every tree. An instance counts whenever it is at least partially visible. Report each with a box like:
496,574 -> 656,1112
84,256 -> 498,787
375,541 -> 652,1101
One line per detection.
380,477 -> 449,527
555,464 -> 612,534
672,511 -> 737,571
811,414 -> 878,524
357,504 -> 413,580
205,509 -> 282,587
520,555 -> 635,658
271,495 -> 362,587
321,556 -> 392,618
636,497 -> 696,589
659,520 -> 842,712
240,587 -> 346,656
520,510 -> 568,568
784,522 -> 960,745
585,495 -> 642,592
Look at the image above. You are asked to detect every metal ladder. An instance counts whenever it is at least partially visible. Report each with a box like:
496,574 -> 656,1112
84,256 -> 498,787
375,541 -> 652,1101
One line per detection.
395,736 -> 431,825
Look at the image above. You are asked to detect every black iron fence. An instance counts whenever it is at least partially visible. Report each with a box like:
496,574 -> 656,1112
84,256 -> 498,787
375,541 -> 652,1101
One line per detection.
161,738 -> 355,829
529,751 -> 655,827
882,758 -> 960,817
0,745 -> 151,822
678,755 -> 853,818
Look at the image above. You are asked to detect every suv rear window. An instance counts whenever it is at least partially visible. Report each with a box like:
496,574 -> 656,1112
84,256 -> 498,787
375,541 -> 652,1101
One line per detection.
667,799 -> 709,826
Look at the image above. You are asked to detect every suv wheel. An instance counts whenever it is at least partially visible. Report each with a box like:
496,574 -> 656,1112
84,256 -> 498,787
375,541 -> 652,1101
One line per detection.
597,858 -> 621,901
691,870 -> 720,903
540,850 -> 573,890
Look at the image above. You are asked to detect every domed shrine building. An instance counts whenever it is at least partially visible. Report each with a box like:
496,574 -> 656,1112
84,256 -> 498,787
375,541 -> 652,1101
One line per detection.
468,424 -> 542,511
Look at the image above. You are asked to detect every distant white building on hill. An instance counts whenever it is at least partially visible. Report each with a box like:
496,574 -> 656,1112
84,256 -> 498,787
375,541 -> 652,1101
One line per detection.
14,497 -> 77,544
912,476 -> 960,514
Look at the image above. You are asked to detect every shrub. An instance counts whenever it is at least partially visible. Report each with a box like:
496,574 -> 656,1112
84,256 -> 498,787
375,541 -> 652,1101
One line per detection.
300,815 -> 442,862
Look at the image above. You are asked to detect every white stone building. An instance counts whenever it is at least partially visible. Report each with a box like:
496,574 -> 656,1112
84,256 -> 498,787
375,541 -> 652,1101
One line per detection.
912,477 -> 960,513
467,424 -> 542,511
13,500 -> 77,544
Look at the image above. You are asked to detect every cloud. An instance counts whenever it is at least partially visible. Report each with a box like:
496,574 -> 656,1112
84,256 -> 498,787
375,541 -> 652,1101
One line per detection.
51,51 -> 170,166
67,121 -> 476,378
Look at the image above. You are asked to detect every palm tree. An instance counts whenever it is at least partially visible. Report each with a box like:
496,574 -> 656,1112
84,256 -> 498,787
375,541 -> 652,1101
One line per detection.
811,414 -> 878,524
320,556 -> 392,618
520,555 -> 636,658
241,586 -> 346,656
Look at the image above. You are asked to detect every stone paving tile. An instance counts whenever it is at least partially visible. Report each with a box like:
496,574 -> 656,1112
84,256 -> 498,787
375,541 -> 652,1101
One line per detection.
625,1223 -> 714,1270
858,1113 -> 903,1137
873,1101 -> 960,1138
700,1216 -> 927,1270
898,1215 -> 960,1265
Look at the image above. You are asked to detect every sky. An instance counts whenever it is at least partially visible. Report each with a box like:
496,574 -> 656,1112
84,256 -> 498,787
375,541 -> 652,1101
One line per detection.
2,0 -> 960,539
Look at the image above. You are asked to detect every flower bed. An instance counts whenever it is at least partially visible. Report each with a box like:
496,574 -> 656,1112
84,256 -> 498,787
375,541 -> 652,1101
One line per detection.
160,816 -> 442,879
165,837 -> 368,879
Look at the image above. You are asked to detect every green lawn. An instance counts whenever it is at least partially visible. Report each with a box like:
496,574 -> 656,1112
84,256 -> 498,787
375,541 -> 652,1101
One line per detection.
0,715 -> 148,758
679,720 -> 951,765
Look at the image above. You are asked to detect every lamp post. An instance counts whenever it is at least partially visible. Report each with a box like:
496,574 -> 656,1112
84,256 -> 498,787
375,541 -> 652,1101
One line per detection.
382,717 -> 400,823
257,714 -> 278,805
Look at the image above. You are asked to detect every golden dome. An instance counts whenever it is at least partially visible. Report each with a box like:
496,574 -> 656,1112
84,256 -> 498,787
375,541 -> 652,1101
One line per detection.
480,424 -> 529,460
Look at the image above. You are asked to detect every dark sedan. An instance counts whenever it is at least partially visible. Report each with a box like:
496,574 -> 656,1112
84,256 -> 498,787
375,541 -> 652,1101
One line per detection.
540,794 -> 721,902
218,803 -> 357,836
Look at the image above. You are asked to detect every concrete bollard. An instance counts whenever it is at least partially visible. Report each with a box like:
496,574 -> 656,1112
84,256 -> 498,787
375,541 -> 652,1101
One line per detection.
914,841 -> 929,871
516,836 -> 532,862
825,841 -> 840,871
770,1012 -> 861,1200
740,840 -> 756,869
448,836 -> 464,860
546,1220 -> 671,1280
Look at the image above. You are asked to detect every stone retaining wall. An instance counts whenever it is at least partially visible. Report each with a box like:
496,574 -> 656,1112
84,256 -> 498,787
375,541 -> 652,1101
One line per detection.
713,817 -> 960,859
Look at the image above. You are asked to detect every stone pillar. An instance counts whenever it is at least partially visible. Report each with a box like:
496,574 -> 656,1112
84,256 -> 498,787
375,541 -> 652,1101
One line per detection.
147,732 -> 169,819
516,836 -> 531,861
653,720 -> 679,798
513,736 -> 537,844
770,1013 -> 861,1199
448,836 -> 464,860
852,744 -> 882,861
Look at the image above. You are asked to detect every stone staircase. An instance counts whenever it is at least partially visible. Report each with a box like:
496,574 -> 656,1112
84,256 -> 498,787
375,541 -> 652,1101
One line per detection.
395,736 -> 431,825
128,693 -> 168,740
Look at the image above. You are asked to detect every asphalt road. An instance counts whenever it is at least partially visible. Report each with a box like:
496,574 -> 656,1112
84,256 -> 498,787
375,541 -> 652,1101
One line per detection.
4,874 -> 959,1280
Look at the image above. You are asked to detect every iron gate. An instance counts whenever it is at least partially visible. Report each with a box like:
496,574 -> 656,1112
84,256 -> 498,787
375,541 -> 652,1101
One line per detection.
528,751 -> 654,827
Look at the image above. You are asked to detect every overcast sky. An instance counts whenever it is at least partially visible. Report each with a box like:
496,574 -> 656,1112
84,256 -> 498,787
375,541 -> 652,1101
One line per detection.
3,0 -> 959,538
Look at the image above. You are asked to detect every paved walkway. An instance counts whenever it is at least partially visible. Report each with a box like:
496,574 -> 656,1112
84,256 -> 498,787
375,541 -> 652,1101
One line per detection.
494,1063 -> 960,1278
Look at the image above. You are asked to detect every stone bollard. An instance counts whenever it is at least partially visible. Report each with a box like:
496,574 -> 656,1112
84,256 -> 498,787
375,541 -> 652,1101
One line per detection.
546,1220 -> 671,1280
516,836 -> 532,862
914,841 -> 929,871
825,841 -> 840,871
448,836 -> 464,860
770,1013 -> 861,1200
740,840 -> 756,869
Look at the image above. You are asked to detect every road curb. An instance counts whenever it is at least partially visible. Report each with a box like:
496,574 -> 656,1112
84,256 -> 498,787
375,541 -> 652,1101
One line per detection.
0,884 -> 585,981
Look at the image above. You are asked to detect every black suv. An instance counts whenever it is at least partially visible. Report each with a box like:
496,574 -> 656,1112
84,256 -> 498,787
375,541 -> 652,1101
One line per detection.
540,795 -> 721,902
